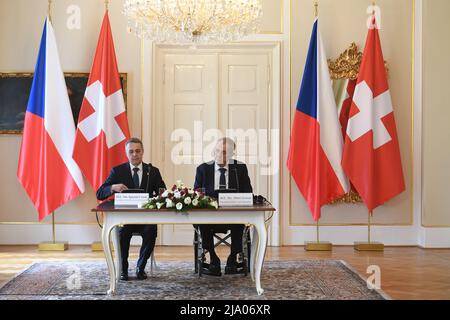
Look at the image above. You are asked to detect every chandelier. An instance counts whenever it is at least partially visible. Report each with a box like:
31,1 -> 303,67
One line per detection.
123,0 -> 262,44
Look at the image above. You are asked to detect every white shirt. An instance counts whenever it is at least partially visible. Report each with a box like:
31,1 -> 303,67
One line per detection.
129,162 -> 143,187
214,161 -> 229,190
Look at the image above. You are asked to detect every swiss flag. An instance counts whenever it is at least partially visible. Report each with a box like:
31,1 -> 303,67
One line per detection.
342,17 -> 405,212
73,12 -> 130,191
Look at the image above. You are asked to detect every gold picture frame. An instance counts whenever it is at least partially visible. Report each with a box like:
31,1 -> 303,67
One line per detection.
0,72 -> 128,134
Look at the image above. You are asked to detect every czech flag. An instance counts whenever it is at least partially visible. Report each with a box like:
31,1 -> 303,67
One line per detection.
287,18 -> 349,221
17,18 -> 85,221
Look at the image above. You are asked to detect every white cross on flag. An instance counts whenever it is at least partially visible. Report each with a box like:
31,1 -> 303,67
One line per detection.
73,12 -> 130,191
342,16 -> 405,212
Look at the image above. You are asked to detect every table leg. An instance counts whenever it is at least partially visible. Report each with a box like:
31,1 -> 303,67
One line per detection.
250,226 -> 259,282
254,218 -> 267,295
112,226 -> 121,283
102,222 -> 116,295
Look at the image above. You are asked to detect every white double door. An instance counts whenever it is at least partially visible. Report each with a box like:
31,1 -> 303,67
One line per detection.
153,48 -> 271,245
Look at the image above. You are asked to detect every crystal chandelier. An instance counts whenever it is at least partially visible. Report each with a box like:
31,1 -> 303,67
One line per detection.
123,0 -> 262,44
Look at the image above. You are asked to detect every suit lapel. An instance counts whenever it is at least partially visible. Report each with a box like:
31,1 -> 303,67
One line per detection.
123,163 -> 135,188
228,159 -> 238,190
207,162 -> 215,194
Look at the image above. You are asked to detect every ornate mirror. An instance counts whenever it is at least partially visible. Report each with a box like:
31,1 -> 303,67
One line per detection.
328,42 -> 363,204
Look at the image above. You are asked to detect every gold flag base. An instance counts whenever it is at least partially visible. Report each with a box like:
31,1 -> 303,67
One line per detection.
91,241 -> 103,251
91,242 -> 115,252
304,241 -> 332,251
354,242 -> 384,251
38,241 -> 68,251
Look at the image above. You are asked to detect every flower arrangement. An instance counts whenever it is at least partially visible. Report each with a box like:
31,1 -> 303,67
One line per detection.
143,180 -> 218,212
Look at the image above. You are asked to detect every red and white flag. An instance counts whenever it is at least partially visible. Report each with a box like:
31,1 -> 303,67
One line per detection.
287,19 -> 349,221
342,17 -> 405,212
73,12 -> 130,191
18,18 -> 85,220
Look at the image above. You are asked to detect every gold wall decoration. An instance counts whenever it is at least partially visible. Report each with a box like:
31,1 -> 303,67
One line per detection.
328,42 -> 362,81
327,42 -> 363,204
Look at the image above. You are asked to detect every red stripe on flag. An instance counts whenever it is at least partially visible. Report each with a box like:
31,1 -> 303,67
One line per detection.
17,113 -> 82,220
287,112 -> 345,220
342,113 -> 405,211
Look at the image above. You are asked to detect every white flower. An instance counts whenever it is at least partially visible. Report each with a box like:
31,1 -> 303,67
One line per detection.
184,197 -> 192,205
176,202 -> 183,210
166,198 -> 174,208
176,180 -> 182,188
188,189 -> 195,194
192,199 -> 199,206
162,190 -> 169,198
211,201 -> 218,209
156,202 -> 163,209
174,191 -> 182,199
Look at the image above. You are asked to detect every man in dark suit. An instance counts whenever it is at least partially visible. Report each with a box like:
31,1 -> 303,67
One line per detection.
97,137 -> 166,281
194,138 -> 253,276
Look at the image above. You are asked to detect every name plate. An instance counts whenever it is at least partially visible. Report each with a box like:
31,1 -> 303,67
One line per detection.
115,193 -> 149,207
218,193 -> 253,207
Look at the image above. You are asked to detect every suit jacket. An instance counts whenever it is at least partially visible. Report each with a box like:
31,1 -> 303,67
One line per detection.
193,160 -> 253,198
96,162 -> 166,201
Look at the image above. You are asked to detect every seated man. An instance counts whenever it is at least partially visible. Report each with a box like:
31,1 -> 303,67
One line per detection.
97,137 -> 166,281
194,137 -> 253,276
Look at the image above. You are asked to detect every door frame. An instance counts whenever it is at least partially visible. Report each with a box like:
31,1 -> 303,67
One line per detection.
143,42 -> 281,246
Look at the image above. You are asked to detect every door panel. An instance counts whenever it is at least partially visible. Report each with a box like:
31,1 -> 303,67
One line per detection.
158,51 -> 270,245
162,54 -> 218,245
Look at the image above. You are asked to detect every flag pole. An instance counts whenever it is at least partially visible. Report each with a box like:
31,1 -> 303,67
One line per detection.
105,0 -> 109,11
317,220 -> 319,243
305,218 -> 332,251
354,210 -> 383,251
52,212 -> 56,243
48,0 -> 52,22
38,210 -> 68,251
303,0 -> 331,252
37,0 -> 69,252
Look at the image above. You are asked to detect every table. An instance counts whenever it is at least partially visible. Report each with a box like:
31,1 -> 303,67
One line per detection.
92,201 -> 276,295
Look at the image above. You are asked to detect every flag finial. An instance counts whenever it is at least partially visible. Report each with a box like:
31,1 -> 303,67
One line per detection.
47,0 -> 52,22
372,1 -> 376,15
314,1 -> 318,17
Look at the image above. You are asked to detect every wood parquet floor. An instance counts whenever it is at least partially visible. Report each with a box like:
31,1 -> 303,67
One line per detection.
1,245 -> 449,300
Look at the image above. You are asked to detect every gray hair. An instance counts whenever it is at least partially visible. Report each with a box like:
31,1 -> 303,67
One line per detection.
216,137 -> 236,150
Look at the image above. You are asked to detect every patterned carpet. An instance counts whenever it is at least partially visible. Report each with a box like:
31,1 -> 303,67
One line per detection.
0,260 -> 389,300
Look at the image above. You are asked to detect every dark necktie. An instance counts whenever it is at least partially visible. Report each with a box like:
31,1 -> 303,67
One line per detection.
219,167 -> 226,189
132,167 -> 140,188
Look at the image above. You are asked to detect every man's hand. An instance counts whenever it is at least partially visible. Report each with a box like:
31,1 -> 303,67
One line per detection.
111,184 -> 128,194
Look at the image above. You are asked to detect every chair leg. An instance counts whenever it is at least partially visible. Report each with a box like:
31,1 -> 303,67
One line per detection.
194,230 -> 198,274
194,227 -> 204,277
242,226 -> 251,276
150,251 -> 157,274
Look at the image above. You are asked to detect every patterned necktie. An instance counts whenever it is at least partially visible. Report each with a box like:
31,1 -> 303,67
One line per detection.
132,167 -> 140,188
219,167 -> 227,189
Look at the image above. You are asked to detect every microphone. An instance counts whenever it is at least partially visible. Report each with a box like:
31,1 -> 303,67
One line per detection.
231,160 -> 239,192
145,163 -> 152,194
